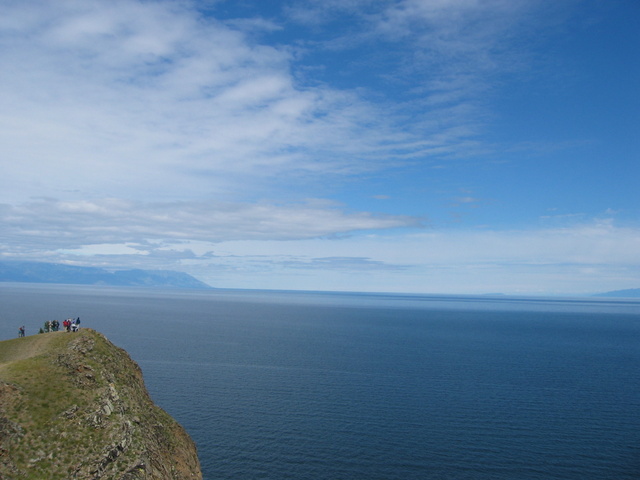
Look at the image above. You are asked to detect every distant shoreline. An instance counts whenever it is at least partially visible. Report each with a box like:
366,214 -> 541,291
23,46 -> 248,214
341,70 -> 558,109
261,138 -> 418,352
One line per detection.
0,260 -> 211,289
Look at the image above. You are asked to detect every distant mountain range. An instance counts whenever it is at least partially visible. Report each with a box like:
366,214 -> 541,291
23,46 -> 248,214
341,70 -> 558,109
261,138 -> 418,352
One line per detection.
592,288 -> 640,298
0,261 -> 211,289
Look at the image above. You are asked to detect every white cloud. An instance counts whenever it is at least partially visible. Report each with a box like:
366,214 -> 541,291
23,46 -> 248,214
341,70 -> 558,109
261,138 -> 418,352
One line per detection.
0,197 -> 421,250
203,220 -> 640,267
0,0 -> 480,205
3,199 -> 637,295
60,243 -> 149,256
1,0 -> 633,296
0,0 -> 544,207
178,220 -> 640,294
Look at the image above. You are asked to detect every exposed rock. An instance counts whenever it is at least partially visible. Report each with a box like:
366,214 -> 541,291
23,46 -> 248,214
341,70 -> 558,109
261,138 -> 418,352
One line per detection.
0,330 -> 202,479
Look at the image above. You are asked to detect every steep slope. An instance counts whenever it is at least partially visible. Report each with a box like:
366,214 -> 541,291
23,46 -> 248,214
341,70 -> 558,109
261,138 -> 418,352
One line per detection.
0,329 -> 202,480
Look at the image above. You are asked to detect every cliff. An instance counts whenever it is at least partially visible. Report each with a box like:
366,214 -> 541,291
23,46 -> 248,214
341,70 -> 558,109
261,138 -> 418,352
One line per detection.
0,329 -> 202,480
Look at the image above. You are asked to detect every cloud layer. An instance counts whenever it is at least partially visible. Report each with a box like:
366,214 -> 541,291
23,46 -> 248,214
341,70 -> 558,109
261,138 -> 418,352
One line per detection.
1,0 -> 537,203
181,220 -> 640,294
1,0 -> 445,203
1,0 -> 638,294
1,197 -> 419,250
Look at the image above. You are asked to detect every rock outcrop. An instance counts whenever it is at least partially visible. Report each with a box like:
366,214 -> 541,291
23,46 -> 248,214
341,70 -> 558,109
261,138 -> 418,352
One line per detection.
0,329 -> 202,479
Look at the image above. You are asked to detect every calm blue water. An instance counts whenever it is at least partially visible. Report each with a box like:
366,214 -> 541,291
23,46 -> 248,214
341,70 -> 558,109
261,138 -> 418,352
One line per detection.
1,284 -> 639,479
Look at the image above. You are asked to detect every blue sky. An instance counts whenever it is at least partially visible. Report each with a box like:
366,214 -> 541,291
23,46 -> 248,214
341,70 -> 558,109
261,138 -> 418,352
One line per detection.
1,0 -> 638,295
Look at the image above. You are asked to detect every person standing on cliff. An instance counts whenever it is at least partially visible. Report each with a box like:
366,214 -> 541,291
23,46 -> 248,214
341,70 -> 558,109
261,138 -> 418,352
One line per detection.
18,326 -> 25,337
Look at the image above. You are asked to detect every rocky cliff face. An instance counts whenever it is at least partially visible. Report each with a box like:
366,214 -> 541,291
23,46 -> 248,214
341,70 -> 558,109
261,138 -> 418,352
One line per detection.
0,329 -> 202,480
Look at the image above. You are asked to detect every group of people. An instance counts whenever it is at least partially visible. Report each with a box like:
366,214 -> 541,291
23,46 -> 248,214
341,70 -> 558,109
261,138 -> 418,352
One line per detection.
62,318 -> 81,332
43,319 -> 61,332
44,318 -> 81,333
17,317 -> 81,337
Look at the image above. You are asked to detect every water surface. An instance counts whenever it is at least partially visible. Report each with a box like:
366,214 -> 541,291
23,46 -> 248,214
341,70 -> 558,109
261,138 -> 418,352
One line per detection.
1,284 -> 638,479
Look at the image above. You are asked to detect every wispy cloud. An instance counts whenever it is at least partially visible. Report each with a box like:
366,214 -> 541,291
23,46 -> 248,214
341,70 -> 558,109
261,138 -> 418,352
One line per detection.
185,220 -> 640,294
280,0 -> 552,165
1,0 -> 634,294
0,197 -> 421,252
0,0 -> 517,246
0,0 -> 493,207
286,0 -> 543,91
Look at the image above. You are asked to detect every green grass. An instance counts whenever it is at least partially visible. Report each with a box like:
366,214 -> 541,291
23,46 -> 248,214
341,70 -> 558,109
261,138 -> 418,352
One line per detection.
1,329 -> 200,479
0,332 -> 102,479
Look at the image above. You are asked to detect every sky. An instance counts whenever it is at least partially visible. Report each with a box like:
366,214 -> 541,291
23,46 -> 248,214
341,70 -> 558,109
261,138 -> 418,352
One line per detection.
1,0 -> 638,295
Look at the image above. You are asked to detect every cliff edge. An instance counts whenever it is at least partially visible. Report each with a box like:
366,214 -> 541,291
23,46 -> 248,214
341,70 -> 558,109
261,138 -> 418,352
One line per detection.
0,329 -> 202,480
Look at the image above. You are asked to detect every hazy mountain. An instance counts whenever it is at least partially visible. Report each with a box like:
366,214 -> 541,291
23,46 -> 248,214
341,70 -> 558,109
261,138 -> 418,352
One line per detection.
592,288 -> 640,298
0,261 -> 211,289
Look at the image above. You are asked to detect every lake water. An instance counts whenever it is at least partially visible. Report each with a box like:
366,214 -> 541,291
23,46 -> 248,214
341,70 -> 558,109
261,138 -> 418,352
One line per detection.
1,284 -> 639,479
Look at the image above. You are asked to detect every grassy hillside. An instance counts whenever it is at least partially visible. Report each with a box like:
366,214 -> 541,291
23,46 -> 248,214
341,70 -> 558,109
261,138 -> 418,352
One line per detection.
0,329 -> 201,480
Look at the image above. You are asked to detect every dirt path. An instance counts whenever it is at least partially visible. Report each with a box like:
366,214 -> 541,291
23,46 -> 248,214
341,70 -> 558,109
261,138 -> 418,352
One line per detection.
0,332 -> 65,375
